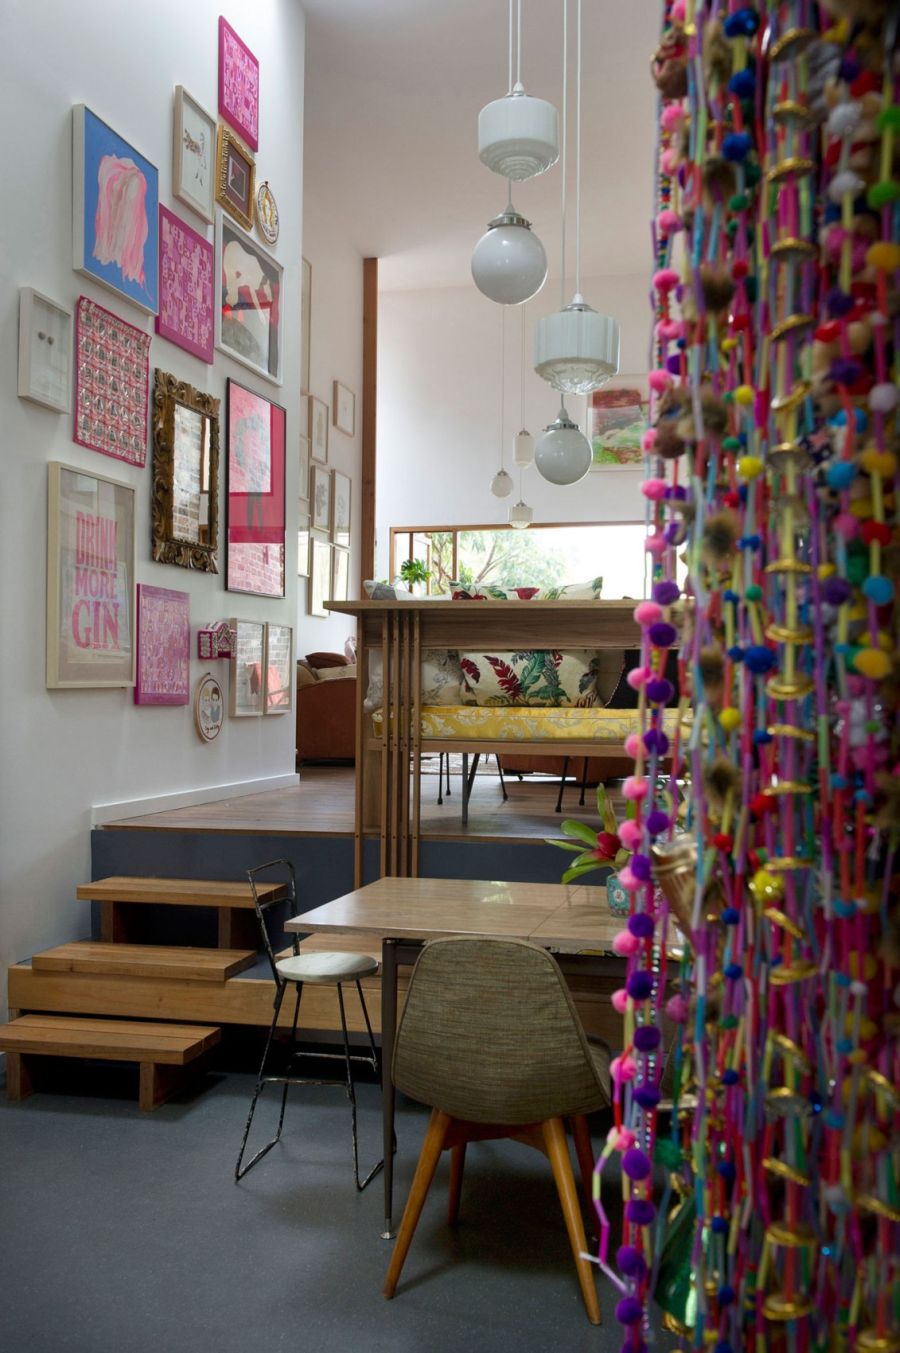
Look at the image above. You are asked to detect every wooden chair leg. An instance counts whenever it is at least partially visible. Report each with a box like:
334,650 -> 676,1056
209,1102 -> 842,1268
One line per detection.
569,1114 -> 596,1210
447,1143 -> 466,1225
542,1116 -> 601,1325
384,1108 -> 450,1298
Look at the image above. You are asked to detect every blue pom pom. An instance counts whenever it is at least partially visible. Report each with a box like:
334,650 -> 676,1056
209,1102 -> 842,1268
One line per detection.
853,789 -> 873,806
833,898 -> 857,919
728,69 -> 755,98
727,645 -> 744,662
752,729 -> 773,745
721,1068 -> 740,1085
863,575 -> 895,605
825,1110 -> 845,1129
835,972 -> 851,988
836,1038 -> 853,1055
738,534 -> 761,551
724,963 -> 743,980
828,407 -> 867,432
722,907 -> 740,925
744,645 -> 776,674
717,1160 -> 737,1183
830,773 -> 848,788
711,1216 -> 729,1234
826,461 -> 858,491
722,132 -> 753,162
723,589 -> 739,603
718,1285 -> 736,1307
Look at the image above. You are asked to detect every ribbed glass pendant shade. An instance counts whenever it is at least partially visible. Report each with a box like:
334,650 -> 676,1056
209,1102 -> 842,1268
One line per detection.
534,405 -> 592,485
478,85 -> 559,181
513,429 -> 534,466
472,205 -> 547,305
508,499 -> 533,529
534,298 -> 620,394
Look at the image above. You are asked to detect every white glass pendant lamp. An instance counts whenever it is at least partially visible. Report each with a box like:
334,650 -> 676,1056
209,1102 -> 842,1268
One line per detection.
534,403 -> 591,485
509,498 -> 533,529
478,0 -> 558,181
491,468 -> 514,497
471,201 -> 548,305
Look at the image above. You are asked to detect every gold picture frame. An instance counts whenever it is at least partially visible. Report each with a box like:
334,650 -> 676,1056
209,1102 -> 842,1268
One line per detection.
151,369 -> 220,573
215,124 -> 255,231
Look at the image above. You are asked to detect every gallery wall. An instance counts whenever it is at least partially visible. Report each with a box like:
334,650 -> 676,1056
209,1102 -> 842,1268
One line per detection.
375,270 -> 650,579
0,0 -> 305,1009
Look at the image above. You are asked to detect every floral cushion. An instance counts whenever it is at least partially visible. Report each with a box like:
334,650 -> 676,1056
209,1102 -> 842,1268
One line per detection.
365,648 -> 462,711
459,650 -> 602,707
541,577 -> 604,600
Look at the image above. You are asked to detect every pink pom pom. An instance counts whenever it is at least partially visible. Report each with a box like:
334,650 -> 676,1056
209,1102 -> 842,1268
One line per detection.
660,148 -> 678,176
607,1125 -> 636,1151
617,866 -> 640,892
645,532 -> 667,557
665,994 -> 689,1024
656,208 -> 683,235
648,368 -> 673,393
671,0 -> 686,19
624,732 -> 641,759
623,777 -> 649,801
634,601 -> 663,626
618,819 -> 643,849
626,666 -> 651,690
870,382 -> 899,412
642,428 -> 658,453
834,512 -> 859,541
652,268 -> 679,294
610,1055 -> 638,1085
641,477 -> 667,500
611,988 -> 630,1014
660,103 -> 684,132
612,929 -> 640,957
656,318 -> 684,341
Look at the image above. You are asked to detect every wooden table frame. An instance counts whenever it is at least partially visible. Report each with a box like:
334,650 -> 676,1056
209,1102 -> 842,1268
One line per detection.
327,600 -> 641,884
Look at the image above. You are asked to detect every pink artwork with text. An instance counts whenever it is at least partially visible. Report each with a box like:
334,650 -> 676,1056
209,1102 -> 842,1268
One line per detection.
135,584 -> 190,705
219,17 -> 259,151
156,206 -> 214,362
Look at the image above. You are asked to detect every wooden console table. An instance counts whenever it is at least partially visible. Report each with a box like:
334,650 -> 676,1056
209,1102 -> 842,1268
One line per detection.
327,600 -> 640,884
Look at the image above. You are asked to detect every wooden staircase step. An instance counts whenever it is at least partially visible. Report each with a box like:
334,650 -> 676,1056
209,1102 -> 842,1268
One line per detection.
31,942 -> 256,983
75,876 -> 285,909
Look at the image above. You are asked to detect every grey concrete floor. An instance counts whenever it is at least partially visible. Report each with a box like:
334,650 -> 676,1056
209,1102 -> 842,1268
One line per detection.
0,1060 -> 658,1353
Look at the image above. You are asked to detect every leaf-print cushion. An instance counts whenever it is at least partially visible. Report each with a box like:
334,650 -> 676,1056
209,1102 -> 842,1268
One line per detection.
365,648 -> 462,711
540,577 -> 604,600
459,650 -> 603,707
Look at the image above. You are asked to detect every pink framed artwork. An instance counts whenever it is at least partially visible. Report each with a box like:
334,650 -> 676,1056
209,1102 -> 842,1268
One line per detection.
218,17 -> 259,152
74,296 -> 151,467
135,584 -> 190,705
225,378 -> 286,597
155,205 -> 214,362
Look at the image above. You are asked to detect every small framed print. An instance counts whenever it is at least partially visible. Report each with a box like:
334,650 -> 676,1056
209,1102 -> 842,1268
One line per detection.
297,508 -> 310,577
194,671 -> 225,741
216,213 -> 284,384
333,381 -> 355,436
173,86 -> 215,224
309,395 -> 328,463
216,124 -> 256,231
156,205 -> 214,362
18,288 -> 71,413
331,547 -> 350,603
264,623 -> 293,714
229,617 -> 265,716
331,470 -> 351,549
309,537 -> 332,618
135,584 -> 190,706
311,463 -> 331,533
219,16 -> 259,152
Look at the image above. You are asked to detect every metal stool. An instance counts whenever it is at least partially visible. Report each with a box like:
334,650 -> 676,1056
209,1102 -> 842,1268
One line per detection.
235,859 -> 383,1190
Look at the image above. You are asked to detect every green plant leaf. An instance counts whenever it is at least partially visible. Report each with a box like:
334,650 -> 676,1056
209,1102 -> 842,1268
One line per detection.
562,862 -> 602,883
559,820 -> 599,847
545,839 -> 587,854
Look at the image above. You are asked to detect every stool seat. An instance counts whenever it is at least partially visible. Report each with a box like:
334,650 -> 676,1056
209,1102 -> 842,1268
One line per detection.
275,951 -> 379,984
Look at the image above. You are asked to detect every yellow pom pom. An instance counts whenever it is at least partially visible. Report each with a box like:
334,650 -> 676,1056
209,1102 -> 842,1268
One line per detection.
849,497 -> 874,519
817,563 -> 837,580
847,1049 -> 868,1066
853,647 -> 891,680
859,629 -> 893,652
720,337 -> 738,353
719,707 -> 741,732
859,448 -> 898,478
733,384 -> 755,406
847,602 -> 868,623
737,455 -> 764,480
749,868 -> 783,904
866,241 -> 900,272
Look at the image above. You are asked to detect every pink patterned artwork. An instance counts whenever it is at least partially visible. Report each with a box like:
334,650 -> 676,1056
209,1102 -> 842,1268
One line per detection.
74,296 -> 151,467
156,206 -> 214,362
219,17 -> 259,152
135,584 -> 190,705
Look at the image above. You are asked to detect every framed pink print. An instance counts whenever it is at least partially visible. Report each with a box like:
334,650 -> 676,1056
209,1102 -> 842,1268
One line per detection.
156,206 -> 214,362
218,17 -> 259,152
74,296 -> 151,467
135,584 -> 190,705
225,379 -> 286,597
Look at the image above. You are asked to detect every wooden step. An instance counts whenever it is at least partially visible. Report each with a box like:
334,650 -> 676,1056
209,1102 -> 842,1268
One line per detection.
0,1014 -> 221,1111
75,875 -> 285,948
31,942 -> 256,983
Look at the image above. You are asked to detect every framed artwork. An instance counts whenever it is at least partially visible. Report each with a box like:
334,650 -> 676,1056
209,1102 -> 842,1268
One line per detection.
74,296 -> 151,467
72,104 -> 159,315
219,17 -> 259,152
309,395 -> 328,463
135,584 -> 190,706
216,213 -> 283,384
333,381 -> 355,436
194,672 -> 225,741
226,379 -> 286,597
256,181 -> 279,246
216,124 -> 255,232
301,257 -> 311,392
331,547 -> 350,603
331,470 -> 351,549
264,623 -> 293,714
298,435 -> 310,501
309,537 -> 332,618
18,288 -> 72,413
151,369 -> 220,572
156,205 -> 214,362
589,380 -> 648,468
229,618 -> 265,716
47,461 -> 135,688
173,86 -> 215,224
311,463 -> 331,533
297,508 -> 310,577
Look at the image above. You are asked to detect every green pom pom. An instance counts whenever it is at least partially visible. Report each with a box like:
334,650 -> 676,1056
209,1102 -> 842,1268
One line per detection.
654,1139 -> 683,1169
744,275 -> 758,303
846,554 -> 868,586
722,436 -> 742,451
875,105 -> 900,132
745,584 -> 763,602
726,219 -> 739,238
744,162 -> 761,187
719,1015 -> 739,1030
866,180 -> 900,209
729,192 -> 749,212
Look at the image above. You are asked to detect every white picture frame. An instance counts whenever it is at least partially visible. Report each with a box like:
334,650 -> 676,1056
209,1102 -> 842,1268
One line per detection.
309,395 -> 328,464
297,507 -> 310,577
309,537 -> 331,617
215,211 -> 284,385
263,623 -> 294,714
173,86 -> 216,225
311,464 -> 331,533
18,288 -> 72,413
331,470 -> 351,549
331,546 -> 350,603
332,380 -> 355,436
229,617 -> 265,716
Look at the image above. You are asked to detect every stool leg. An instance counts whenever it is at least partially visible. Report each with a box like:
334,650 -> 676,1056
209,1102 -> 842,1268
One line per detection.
462,753 -> 469,825
355,978 -> 380,1076
384,1109 -> 451,1298
556,758 -> 570,813
579,757 -> 589,807
437,753 -> 444,806
338,982 -> 382,1192
235,981 -> 289,1181
495,755 -> 508,802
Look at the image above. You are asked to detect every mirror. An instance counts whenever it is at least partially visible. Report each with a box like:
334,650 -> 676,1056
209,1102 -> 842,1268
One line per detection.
151,369 -> 220,572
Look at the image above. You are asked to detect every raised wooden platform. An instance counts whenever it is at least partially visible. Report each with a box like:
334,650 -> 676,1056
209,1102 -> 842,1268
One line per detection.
32,942 -> 256,983
76,875 -> 285,948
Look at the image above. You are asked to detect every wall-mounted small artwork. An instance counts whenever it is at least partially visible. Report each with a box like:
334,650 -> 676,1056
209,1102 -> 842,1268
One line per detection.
331,470 -> 351,549
73,104 -> 159,314
18,288 -> 72,413
264,623 -> 293,714
256,181 -> 279,246
219,16 -> 259,152
332,381 -> 355,437
74,297 -> 151,468
173,86 -> 215,224
156,205 -> 214,362
216,124 -> 255,232
225,379 -> 286,597
309,538 -> 332,618
216,214 -> 283,384
194,671 -> 225,741
309,394 -> 328,464
229,618 -> 265,716
151,368 -> 220,572
331,547 -> 350,603
311,463 -> 331,534
135,584 -> 190,705
589,381 -> 648,469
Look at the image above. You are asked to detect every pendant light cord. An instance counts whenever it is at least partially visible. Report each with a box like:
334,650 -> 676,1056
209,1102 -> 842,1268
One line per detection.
575,0 -> 582,300
500,304 -> 506,468
520,303 -> 526,427
516,0 -> 522,87
559,0 -> 568,309
508,0 -> 514,94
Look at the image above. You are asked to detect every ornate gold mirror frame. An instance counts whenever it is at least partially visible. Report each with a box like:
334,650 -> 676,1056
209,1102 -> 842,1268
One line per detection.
151,369 -> 220,572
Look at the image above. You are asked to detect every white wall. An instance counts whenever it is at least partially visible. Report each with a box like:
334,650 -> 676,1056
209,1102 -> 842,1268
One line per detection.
295,198 -> 363,658
375,271 -> 650,578
0,0 -> 305,1007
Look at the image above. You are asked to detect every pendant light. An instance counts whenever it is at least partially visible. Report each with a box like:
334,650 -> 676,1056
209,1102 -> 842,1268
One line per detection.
513,303 -> 535,466
534,0 -> 620,393
508,468 -> 533,528
534,401 -> 592,485
472,188 -> 548,306
491,308 -> 514,497
478,0 -> 559,182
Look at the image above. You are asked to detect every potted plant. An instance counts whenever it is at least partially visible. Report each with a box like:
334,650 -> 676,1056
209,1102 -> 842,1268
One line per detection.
398,558 -> 431,595
547,784 -> 638,915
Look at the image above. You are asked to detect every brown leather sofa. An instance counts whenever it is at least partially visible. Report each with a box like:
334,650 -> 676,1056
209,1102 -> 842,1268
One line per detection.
296,658 -> 356,764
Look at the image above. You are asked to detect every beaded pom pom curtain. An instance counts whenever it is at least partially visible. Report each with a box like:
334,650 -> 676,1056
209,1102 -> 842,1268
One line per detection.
594,2 -> 899,1349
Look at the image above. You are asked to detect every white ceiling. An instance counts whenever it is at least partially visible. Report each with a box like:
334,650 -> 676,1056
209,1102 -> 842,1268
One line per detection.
301,0 -> 661,291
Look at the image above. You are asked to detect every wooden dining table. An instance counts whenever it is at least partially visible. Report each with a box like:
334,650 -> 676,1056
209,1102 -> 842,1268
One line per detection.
285,876 -> 627,1237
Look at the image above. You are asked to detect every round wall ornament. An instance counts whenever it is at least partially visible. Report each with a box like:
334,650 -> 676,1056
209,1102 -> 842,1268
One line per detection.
256,181 -> 279,245
194,672 -> 224,742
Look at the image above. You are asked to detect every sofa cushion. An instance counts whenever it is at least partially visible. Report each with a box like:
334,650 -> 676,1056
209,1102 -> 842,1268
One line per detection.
459,650 -> 603,708
306,651 -> 349,669
316,663 -> 357,683
373,704 -> 687,743
364,649 -> 462,711
296,659 -> 319,688
541,577 -> 604,600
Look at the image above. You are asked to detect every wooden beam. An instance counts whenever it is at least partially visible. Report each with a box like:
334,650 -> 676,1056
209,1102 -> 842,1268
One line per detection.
360,256 -> 378,588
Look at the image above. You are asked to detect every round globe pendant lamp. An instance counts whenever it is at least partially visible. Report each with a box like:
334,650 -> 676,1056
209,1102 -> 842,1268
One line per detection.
491,468 -> 514,497
472,199 -> 547,305
478,1 -> 558,182
534,403 -> 592,485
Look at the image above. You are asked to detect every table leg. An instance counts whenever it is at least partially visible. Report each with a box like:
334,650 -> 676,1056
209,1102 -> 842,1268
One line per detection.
381,938 -> 398,1238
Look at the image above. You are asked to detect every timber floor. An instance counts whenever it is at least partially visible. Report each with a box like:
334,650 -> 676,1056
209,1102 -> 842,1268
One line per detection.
100,765 -> 608,843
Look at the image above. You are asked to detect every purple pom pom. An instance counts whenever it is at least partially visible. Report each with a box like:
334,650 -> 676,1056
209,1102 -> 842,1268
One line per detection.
622,1147 -> 652,1181
839,54 -> 860,81
827,287 -> 854,318
627,970 -> 654,1001
830,357 -> 862,386
665,353 -> 681,374
633,1024 -> 662,1052
646,677 -> 674,704
633,1083 -> 661,1110
615,1296 -> 644,1325
664,484 -> 688,501
648,622 -> 677,648
628,912 -> 655,939
616,1244 -> 647,1278
823,576 -> 852,606
630,853 -> 652,881
646,809 -> 671,835
620,1342 -> 648,1353
625,1198 -> 657,1226
653,580 -> 680,605
663,521 -> 682,546
643,728 -> 670,755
